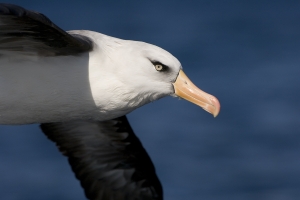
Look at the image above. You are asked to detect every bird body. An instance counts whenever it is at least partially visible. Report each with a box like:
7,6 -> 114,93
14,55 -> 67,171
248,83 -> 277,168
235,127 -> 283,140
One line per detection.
0,30 -> 181,124
0,3 -> 220,200
0,50 -> 92,124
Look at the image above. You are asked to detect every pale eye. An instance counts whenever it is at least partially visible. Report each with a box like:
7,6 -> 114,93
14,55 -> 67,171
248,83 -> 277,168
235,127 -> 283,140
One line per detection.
155,64 -> 163,71
152,61 -> 169,72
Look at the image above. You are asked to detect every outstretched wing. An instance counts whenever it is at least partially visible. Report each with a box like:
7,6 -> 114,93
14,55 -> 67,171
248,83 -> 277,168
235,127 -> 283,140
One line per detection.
40,116 -> 163,200
0,3 -> 93,56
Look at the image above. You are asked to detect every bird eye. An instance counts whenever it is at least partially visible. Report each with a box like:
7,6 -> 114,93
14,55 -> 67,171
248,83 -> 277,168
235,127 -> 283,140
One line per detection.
152,61 -> 168,72
155,64 -> 163,71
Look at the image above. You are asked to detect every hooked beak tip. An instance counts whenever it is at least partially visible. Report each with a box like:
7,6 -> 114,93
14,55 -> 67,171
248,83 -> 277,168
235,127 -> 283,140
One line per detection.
211,97 -> 220,117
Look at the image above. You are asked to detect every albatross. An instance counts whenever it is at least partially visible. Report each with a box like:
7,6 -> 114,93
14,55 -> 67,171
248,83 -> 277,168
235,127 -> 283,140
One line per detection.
0,3 -> 220,200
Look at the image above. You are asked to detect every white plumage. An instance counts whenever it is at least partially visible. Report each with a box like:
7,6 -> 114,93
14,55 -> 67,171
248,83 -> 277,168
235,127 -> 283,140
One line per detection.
0,3 -> 220,200
0,30 -> 181,124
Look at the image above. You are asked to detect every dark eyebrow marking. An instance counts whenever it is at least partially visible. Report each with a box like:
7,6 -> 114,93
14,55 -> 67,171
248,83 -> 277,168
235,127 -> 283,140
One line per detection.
151,61 -> 169,72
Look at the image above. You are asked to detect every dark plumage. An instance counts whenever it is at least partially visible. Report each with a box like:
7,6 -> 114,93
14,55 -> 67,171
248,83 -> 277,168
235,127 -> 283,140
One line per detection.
1,3 -> 163,200
0,3 -> 220,200
0,3 -> 92,56
41,116 -> 162,200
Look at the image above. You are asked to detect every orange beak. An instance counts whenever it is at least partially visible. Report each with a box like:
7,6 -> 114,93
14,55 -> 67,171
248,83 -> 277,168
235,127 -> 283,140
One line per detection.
172,70 -> 220,117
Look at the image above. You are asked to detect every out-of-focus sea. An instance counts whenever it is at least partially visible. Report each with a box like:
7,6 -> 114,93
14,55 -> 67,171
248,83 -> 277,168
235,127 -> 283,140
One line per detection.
0,1 -> 299,200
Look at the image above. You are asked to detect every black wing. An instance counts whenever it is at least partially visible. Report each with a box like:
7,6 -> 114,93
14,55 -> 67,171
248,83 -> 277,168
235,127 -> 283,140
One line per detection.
0,3 -> 93,56
40,116 -> 163,200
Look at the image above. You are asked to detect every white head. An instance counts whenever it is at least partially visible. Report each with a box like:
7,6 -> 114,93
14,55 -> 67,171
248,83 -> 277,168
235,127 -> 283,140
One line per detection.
88,32 -> 220,119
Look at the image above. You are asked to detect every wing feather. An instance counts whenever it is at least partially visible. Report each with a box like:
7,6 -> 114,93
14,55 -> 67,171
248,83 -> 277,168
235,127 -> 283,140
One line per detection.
0,3 -> 93,56
40,116 -> 163,200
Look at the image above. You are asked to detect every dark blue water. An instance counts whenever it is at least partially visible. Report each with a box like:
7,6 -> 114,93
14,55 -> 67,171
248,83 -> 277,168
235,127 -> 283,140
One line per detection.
1,1 -> 300,199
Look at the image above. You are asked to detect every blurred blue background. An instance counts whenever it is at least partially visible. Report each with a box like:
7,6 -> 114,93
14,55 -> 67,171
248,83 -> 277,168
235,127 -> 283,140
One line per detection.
1,0 -> 300,199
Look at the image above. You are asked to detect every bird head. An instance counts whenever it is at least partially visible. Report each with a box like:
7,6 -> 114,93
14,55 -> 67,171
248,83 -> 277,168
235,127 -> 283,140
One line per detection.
89,33 -> 220,118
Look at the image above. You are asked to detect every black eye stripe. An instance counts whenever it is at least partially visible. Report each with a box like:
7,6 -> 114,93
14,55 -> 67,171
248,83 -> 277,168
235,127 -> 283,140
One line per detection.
152,61 -> 169,72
